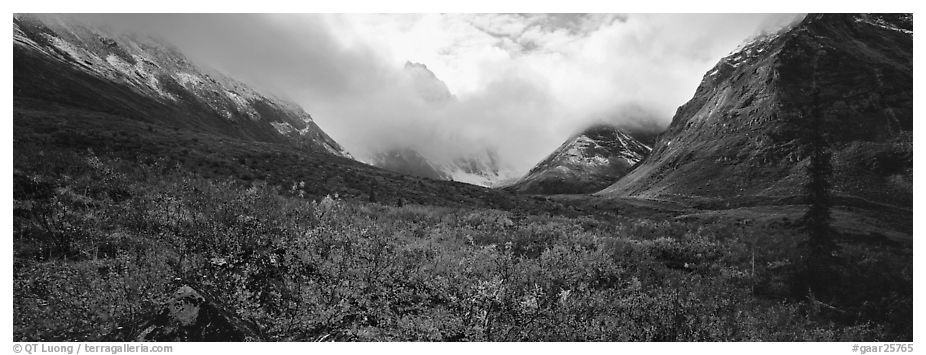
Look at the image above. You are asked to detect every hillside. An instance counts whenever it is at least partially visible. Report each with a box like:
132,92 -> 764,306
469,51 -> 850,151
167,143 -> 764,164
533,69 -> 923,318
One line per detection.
508,125 -> 651,194
598,14 -> 912,209
14,14 -> 351,158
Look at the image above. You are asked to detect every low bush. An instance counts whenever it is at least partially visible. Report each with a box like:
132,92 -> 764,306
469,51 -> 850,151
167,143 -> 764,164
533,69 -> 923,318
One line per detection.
12,149 -> 912,341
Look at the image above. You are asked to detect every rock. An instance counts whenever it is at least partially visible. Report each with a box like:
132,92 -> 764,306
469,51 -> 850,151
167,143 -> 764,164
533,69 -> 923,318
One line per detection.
119,285 -> 262,342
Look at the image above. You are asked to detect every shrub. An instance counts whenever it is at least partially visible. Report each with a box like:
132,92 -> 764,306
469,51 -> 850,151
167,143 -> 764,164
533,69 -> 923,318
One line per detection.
12,149 -> 912,341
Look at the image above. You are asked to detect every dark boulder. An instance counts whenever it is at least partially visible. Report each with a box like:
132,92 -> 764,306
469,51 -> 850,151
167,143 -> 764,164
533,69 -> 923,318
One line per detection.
117,285 -> 262,342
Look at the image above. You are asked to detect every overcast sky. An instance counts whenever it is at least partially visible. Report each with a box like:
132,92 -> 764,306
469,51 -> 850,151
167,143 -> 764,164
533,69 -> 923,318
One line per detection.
72,13 -> 804,173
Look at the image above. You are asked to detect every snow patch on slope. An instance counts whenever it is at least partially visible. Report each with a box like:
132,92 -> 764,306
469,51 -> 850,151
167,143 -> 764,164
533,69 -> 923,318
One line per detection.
45,34 -> 92,63
855,16 -> 913,35
270,122 -> 296,135
724,33 -> 781,69
224,90 -> 259,120
562,136 -> 614,168
103,54 -> 176,101
174,72 -> 204,87
443,164 -> 516,187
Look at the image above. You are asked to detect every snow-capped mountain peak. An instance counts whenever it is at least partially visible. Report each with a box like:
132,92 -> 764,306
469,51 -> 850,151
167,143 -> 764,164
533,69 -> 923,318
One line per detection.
14,14 -> 351,159
507,125 -> 651,194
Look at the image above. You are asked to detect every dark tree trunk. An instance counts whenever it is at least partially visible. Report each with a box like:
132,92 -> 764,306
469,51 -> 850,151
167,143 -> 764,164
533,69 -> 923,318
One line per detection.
799,84 -> 838,298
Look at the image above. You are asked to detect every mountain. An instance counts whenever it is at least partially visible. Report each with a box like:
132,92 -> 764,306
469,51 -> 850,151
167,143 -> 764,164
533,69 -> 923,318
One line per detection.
370,148 -> 447,180
370,146 -> 510,187
13,14 -> 563,210
369,62 -> 512,187
507,125 -> 651,194
404,61 -> 455,105
445,150 -> 509,187
13,14 -> 351,158
598,14 -> 912,208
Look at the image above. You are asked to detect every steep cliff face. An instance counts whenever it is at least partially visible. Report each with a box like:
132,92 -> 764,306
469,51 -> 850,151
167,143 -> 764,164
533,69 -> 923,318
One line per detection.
508,125 -> 651,194
599,14 -> 912,207
13,14 -> 351,158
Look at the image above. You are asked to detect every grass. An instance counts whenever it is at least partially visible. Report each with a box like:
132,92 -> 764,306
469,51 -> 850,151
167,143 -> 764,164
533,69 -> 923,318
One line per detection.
12,145 -> 912,341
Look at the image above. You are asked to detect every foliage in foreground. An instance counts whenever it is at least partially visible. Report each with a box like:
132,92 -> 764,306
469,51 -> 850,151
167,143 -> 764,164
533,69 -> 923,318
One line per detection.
13,150 -> 912,341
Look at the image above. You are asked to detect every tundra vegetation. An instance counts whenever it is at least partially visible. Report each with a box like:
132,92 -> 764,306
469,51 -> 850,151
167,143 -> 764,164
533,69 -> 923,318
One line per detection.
13,145 -> 912,341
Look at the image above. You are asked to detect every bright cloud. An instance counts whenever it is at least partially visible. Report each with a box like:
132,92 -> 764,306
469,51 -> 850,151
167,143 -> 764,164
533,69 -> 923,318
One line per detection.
69,13 -> 805,174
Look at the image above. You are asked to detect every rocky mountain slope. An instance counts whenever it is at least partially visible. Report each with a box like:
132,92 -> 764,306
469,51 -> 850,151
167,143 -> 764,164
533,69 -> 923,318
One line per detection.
507,125 -> 651,194
14,14 -> 351,158
598,13 -> 912,208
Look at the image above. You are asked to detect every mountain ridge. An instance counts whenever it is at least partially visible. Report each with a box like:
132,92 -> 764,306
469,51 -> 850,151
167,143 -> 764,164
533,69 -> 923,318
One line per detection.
598,13 -> 912,208
507,124 -> 651,194
13,14 -> 352,159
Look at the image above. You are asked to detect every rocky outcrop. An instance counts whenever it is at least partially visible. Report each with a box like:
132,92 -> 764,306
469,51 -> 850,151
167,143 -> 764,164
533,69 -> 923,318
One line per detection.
115,285 -> 262,342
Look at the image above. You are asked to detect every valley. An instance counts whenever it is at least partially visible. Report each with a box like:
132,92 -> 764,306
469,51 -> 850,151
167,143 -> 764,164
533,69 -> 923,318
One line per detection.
11,13 -> 913,342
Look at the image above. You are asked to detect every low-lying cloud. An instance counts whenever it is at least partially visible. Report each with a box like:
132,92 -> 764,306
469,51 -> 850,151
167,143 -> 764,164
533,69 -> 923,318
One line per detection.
68,13 -> 804,174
